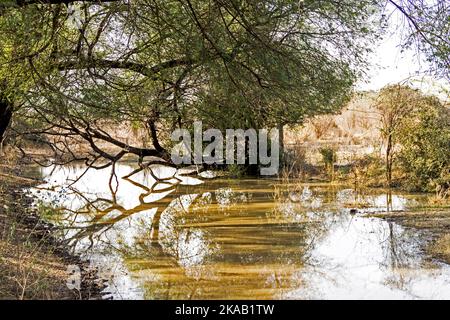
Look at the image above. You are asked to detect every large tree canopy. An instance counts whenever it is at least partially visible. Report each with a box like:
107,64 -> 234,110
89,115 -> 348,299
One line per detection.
0,0 -> 448,169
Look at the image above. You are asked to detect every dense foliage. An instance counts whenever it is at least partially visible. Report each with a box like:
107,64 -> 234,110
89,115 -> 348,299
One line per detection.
397,96 -> 450,195
0,0 -> 448,171
376,85 -> 449,195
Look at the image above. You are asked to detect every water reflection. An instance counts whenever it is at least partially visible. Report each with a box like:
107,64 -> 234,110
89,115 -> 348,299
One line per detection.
29,163 -> 450,299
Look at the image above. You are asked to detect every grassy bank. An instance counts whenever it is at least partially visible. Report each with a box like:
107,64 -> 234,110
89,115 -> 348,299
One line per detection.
0,160 -> 104,300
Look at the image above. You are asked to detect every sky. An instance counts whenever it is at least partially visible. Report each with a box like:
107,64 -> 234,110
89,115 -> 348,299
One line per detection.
356,6 -> 449,100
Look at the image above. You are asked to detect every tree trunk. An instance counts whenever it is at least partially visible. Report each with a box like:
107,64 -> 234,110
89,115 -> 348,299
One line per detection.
147,119 -> 164,152
0,99 -> 13,144
146,118 -> 171,161
386,134 -> 392,188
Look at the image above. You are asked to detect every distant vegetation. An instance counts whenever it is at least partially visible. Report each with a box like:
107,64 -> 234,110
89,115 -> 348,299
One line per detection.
285,86 -> 450,198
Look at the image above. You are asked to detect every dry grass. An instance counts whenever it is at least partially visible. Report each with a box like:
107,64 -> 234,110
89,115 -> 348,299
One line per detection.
0,235 -> 74,299
285,92 -> 382,168
430,234 -> 450,264
0,162 -> 78,299
286,92 -> 380,146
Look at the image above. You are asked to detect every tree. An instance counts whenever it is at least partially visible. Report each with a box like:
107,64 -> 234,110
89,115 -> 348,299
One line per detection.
376,84 -> 450,196
0,0 -> 65,143
0,0 -> 448,173
388,0 -> 449,80
0,91 -> 12,146
4,0 -> 382,166
375,85 -> 420,187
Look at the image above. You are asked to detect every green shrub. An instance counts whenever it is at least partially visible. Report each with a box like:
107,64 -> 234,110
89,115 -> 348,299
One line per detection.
319,147 -> 337,180
397,96 -> 450,195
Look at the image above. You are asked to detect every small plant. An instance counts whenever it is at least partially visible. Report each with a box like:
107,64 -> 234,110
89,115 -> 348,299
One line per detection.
282,145 -> 312,180
348,154 -> 385,189
319,147 -> 337,181
227,164 -> 246,178
37,202 -> 61,221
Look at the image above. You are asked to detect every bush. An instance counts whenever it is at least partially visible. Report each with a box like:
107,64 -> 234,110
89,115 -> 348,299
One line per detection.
348,154 -> 386,188
319,147 -> 337,180
397,96 -> 450,195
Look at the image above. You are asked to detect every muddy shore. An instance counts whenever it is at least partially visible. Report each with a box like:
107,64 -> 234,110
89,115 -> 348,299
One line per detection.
0,162 -> 105,300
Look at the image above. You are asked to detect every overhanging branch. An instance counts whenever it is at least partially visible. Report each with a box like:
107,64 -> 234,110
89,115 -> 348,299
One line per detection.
57,57 -> 196,79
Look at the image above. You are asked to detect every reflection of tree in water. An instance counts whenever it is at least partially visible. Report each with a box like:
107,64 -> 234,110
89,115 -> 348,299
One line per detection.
36,165 -> 332,299
124,179 -> 326,299
332,187 -> 429,295
49,164 -> 182,250
380,221 -> 427,294
35,165 -> 441,299
269,185 -> 334,262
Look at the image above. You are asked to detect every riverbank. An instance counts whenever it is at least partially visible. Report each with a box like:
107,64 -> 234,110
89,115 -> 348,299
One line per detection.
0,161 -> 105,300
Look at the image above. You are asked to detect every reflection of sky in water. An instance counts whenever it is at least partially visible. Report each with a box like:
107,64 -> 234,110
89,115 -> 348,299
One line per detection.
288,217 -> 450,299
29,163 -> 450,300
335,188 -> 419,213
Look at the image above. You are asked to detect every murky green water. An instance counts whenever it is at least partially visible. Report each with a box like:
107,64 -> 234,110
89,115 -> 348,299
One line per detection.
28,162 -> 450,299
